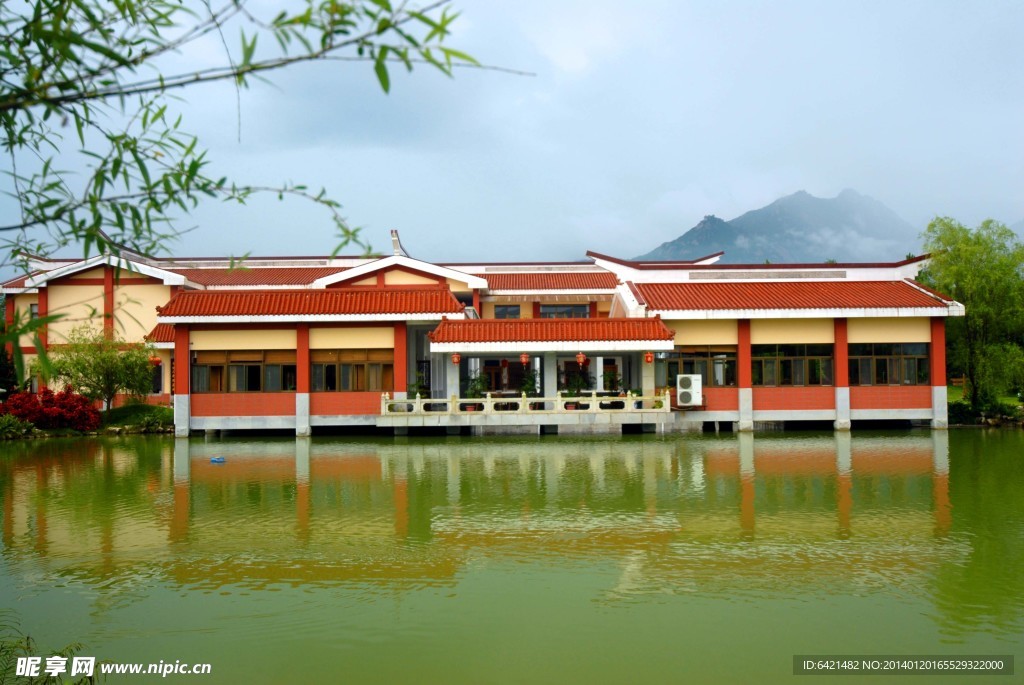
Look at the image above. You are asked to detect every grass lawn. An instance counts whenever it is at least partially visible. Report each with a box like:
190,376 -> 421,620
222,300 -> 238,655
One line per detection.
102,403 -> 173,427
947,385 -> 1021,405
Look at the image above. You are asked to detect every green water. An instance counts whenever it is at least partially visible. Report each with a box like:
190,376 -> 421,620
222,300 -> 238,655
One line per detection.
0,431 -> 1021,684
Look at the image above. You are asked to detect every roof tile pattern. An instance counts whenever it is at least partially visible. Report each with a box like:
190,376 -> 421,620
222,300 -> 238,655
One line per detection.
634,280 -> 950,311
145,323 -> 175,343
158,288 -> 464,317
485,272 -> 619,291
429,318 -> 674,343
170,267 -> 348,286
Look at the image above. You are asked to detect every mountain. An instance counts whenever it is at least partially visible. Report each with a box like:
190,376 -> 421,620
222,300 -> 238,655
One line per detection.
636,189 -> 920,263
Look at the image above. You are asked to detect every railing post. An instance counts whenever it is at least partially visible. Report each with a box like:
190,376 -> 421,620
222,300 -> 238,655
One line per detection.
664,389 -> 671,412
485,392 -> 493,414
449,394 -> 456,414
589,390 -> 598,413
381,392 -> 390,414
521,392 -> 528,413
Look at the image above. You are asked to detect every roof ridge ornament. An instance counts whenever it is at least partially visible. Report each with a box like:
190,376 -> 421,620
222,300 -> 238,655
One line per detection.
391,230 -> 409,257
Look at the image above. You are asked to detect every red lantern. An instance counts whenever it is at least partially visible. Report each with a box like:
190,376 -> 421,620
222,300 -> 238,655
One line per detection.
576,352 -> 587,367
500,358 -> 509,369
149,355 -> 162,366
519,353 -> 530,367
644,351 -> 654,364
451,353 -> 461,365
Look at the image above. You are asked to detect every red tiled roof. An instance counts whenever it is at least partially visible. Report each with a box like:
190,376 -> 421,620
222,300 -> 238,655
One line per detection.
157,288 -> 464,318
170,267 -> 349,286
633,280 -> 951,311
429,318 -> 674,343
0,275 -> 29,289
146,323 -> 175,343
485,272 -> 619,291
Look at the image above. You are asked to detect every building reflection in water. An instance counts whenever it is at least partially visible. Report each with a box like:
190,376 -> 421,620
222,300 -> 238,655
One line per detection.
0,430 -> 997,632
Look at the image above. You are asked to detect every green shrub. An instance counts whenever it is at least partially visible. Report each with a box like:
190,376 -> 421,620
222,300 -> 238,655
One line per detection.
0,413 -> 34,439
947,400 -> 976,425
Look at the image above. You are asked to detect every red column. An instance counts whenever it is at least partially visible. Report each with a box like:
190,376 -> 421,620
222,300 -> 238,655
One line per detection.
296,324 -> 310,393
737,319 -> 751,388
472,289 -> 481,315
4,297 -> 14,356
37,288 -> 47,348
103,265 -> 114,339
393,322 -> 407,394
834,318 -> 849,387
930,318 -> 946,389
589,302 -> 598,318
37,288 -> 48,390
173,325 -> 189,395
532,302 -> 541,319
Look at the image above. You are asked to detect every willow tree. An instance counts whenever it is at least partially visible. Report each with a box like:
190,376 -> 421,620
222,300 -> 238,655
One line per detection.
920,217 -> 1024,410
1,0 -> 476,370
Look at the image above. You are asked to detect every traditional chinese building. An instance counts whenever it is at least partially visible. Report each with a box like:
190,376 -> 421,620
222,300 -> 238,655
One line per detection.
2,231 -> 963,435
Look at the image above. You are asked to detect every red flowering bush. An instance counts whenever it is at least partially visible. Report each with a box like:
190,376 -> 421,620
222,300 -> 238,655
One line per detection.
3,388 -> 100,431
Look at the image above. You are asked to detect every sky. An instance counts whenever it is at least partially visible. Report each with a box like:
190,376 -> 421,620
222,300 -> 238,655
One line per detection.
10,0 -> 1024,263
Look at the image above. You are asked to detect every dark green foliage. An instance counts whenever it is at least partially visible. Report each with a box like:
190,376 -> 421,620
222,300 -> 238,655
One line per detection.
102,402 -> 172,428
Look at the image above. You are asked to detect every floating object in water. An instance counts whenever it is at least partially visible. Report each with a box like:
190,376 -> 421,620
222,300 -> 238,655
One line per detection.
210,457 -> 226,464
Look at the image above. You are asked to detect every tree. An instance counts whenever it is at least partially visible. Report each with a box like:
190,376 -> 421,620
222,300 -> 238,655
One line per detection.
47,325 -> 157,409
919,217 -> 1024,410
1,0 -> 477,363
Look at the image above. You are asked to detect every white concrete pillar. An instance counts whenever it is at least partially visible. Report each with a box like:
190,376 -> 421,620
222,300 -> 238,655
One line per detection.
641,356 -> 655,396
737,388 -> 754,432
931,385 -> 949,429
595,356 -> 605,391
834,387 -> 851,431
543,352 -> 558,408
446,358 -> 461,399
174,395 -> 190,437
295,393 -> 311,436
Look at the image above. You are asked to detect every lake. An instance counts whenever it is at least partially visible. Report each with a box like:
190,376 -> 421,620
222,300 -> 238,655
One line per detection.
1,430 -> 1021,683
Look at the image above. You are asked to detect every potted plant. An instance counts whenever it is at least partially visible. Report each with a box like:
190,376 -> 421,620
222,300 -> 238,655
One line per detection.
519,369 -> 542,410
464,373 -> 489,411
563,371 -> 593,410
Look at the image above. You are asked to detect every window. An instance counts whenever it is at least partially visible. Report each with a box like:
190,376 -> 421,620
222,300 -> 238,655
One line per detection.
848,343 -> 929,386
494,305 -> 520,319
311,349 -> 394,392
190,351 -> 296,392
539,304 -> 589,319
655,346 -> 737,388
751,344 -> 833,386
29,303 -> 39,319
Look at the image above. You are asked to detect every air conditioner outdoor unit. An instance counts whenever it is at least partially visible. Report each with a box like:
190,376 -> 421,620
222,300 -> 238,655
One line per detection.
676,374 -> 703,407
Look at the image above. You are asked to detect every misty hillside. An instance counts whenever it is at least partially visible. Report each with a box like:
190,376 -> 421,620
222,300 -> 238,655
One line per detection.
636,190 -> 920,263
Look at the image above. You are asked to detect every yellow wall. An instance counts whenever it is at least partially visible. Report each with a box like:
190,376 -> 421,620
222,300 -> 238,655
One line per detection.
848,317 -> 930,343
385,270 -> 437,286
47,284 -> 104,340
69,267 -> 106,280
597,301 -> 611,315
13,294 -> 39,348
751,318 -> 834,344
669,319 -> 738,345
113,284 -> 170,343
310,327 -> 394,349
445,277 -> 472,293
191,329 -> 296,350
349,276 -> 376,286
